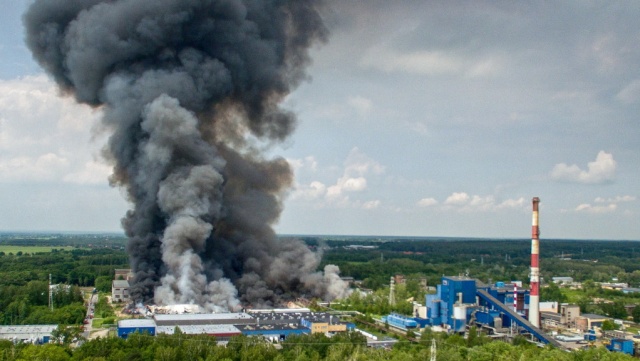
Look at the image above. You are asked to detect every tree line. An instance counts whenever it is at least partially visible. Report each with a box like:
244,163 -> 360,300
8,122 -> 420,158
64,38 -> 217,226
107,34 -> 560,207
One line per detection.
0,249 -> 128,325
0,329 -> 635,361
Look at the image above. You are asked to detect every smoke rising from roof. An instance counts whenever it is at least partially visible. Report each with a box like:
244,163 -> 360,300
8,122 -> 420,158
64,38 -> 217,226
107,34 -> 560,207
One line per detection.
25,0 -> 349,309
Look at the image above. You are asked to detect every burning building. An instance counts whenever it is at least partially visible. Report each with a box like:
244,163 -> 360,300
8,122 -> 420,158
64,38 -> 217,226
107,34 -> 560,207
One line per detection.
25,0 -> 348,310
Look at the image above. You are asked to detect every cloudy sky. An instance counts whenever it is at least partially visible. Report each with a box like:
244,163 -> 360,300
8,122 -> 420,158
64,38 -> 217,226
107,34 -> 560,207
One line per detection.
1,1 -> 638,240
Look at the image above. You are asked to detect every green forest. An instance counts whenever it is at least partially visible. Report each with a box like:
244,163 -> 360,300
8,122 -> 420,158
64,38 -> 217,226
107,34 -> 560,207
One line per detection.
0,243 -> 127,326
1,234 -> 640,358
0,330 -> 636,361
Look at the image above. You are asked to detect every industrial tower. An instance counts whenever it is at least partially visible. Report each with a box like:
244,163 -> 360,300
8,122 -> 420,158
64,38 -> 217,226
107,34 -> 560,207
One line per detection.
529,197 -> 540,327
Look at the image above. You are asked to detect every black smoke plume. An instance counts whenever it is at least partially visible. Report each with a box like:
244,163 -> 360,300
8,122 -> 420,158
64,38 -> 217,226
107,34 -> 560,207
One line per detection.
25,0 -> 348,310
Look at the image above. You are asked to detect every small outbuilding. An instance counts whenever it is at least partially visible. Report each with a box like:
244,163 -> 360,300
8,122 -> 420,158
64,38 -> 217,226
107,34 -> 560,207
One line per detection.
112,280 -> 130,303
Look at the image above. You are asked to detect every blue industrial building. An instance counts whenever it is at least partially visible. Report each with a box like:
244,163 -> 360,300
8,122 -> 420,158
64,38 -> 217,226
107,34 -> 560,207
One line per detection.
381,313 -> 418,329
116,311 -> 351,341
607,339 -> 634,356
236,324 -> 308,341
426,276 -> 478,332
117,319 -> 156,339
390,276 -> 561,347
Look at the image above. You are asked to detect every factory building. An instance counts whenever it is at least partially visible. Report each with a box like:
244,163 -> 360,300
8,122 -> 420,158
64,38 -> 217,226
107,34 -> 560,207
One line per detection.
236,324 -> 308,341
156,325 -> 242,339
0,325 -> 57,344
300,313 -> 349,333
112,280 -> 130,303
575,314 -> 611,332
112,269 -> 133,303
153,313 -> 255,326
403,275 -> 561,347
114,269 -> 134,281
117,310 -> 353,341
117,319 -> 156,339
426,276 -> 481,332
560,304 -> 580,328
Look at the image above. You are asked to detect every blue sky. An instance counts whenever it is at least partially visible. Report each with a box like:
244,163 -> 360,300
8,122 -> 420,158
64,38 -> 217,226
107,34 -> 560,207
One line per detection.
0,1 -> 638,240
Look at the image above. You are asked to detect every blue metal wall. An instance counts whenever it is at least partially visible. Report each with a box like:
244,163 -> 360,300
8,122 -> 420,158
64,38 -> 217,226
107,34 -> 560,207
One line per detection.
441,277 -> 477,305
382,314 -> 418,329
425,277 -> 477,330
608,339 -> 634,355
117,326 -> 156,338
241,329 -> 308,339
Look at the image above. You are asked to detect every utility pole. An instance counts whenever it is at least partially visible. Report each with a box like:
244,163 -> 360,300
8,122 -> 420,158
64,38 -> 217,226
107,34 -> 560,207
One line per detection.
389,277 -> 396,305
48,273 -> 53,311
430,338 -> 436,361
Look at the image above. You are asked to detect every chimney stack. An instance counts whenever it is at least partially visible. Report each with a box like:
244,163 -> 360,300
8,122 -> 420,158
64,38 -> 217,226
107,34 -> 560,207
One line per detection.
529,197 -> 540,327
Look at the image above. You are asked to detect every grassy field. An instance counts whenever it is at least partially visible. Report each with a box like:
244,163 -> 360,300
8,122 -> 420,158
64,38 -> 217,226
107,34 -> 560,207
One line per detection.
0,245 -> 79,254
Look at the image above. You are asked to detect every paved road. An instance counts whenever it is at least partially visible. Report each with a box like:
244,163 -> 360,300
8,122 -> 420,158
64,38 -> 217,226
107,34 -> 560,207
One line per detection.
83,293 -> 97,339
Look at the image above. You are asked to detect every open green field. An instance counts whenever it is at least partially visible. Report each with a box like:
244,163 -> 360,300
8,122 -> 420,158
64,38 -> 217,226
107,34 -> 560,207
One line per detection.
0,245 -> 80,254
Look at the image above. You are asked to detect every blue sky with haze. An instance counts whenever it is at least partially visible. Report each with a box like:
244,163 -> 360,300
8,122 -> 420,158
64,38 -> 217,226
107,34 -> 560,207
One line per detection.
0,1 -> 638,240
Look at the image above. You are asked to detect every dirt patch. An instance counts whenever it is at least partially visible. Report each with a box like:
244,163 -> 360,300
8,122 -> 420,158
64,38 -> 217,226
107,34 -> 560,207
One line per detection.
89,329 -> 110,340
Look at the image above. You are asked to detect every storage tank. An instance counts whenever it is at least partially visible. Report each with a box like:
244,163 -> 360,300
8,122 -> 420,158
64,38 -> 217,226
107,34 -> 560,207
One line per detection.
453,305 -> 467,332
453,305 -> 467,320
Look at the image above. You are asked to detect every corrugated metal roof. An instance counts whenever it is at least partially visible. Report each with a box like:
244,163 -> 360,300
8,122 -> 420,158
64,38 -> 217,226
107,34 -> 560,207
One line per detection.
156,324 -> 240,335
581,313 -> 610,320
154,313 -> 253,322
0,325 -> 58,338
118,319 -> 156,328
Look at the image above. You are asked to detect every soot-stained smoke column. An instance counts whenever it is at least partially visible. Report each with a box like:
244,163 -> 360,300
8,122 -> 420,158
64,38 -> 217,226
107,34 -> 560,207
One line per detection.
25,0 -> 349,310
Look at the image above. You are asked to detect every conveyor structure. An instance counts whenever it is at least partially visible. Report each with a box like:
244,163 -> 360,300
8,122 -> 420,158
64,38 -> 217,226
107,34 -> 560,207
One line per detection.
476,289 -> 561,347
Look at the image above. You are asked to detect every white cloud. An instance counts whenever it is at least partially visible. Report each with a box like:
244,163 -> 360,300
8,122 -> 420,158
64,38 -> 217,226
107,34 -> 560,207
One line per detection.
550,151 -> 617,184
469,195 -> 495,210
616,79 -> 640,104
439,192 -> 525,212
575,203 -> 617,214
348,96 -> 372,117
291,181 -> 327,201
289,148 -> 383,209
362,200 -> 381,209
360,44 -> 501,78
287,156 -> 318,173
343,147 -> 385,176
0,75 -> 108,184
444,192 -> 470,205
361,47 -> 462,75
594,195 -> 636,203
417,197 -> 438,207
63,160 -> 112,185
340,177 -> 368,192
0,153 -> 70,182
496,197 -> 526,209
573,195 -> 636,215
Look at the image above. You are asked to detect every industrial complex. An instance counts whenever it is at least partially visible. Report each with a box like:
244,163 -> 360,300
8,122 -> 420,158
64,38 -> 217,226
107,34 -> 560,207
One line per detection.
375,198 -> 637,356
1,197 -> 637,357
117,309 -> 354,341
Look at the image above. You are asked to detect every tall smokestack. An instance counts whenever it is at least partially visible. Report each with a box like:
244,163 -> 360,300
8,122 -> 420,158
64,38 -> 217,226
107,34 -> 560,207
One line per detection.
529,197 -> 540,327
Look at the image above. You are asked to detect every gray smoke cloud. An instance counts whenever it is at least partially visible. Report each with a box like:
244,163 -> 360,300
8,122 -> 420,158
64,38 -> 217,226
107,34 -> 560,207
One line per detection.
25,0 -> 349,309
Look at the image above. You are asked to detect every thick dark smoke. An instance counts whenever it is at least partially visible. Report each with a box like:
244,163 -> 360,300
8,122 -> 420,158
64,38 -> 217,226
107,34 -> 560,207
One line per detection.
25,0 -> 349,310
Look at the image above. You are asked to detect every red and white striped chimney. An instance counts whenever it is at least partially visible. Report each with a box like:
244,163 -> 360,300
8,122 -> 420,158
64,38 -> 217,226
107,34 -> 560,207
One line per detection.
529,197 -> 540,327
513,284 -> 518,313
